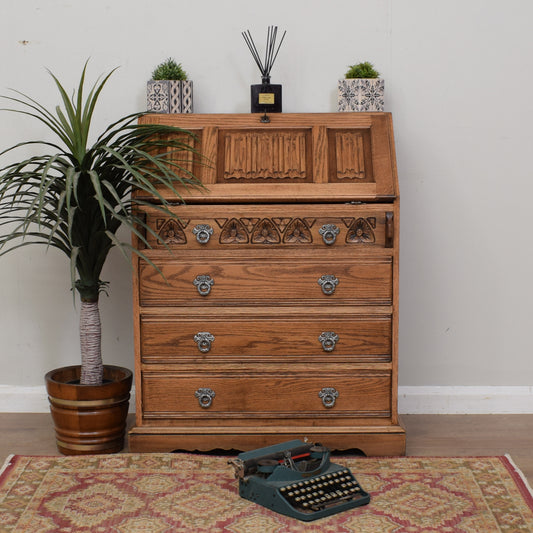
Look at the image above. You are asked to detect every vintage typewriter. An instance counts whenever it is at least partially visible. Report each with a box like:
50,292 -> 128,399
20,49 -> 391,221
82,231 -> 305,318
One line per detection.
228,439 -> 370,521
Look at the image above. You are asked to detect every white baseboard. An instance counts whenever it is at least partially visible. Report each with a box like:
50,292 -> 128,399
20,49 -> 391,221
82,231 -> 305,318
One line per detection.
398,386 -> 533,414
0,385 -> 532,414
0,386 -> 137,414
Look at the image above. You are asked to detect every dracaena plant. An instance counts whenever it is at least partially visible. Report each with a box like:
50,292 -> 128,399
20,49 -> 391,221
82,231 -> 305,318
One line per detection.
0,62 -> 203,385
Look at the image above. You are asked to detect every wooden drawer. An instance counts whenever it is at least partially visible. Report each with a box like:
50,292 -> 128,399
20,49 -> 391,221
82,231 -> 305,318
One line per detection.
139,257 -> 392,306
141,370 -> 392,417
140,312 -> 392,362
140,204 -> 394,250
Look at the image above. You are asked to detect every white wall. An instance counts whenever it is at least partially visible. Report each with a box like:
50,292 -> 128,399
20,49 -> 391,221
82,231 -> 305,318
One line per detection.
1,0 -> 532,397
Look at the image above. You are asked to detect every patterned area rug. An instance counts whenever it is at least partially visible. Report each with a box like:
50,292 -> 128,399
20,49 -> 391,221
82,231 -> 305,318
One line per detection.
1,454 -> 532,532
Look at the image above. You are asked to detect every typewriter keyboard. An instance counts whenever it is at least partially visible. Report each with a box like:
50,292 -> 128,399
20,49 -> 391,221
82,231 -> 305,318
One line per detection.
278,468 -> 366,512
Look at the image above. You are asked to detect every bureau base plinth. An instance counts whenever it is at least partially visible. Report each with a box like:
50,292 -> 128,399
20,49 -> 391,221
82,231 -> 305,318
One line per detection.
128,425 -> 406,456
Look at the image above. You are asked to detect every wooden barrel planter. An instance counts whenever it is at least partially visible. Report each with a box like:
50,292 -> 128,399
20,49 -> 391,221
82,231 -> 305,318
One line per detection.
45,365 -> 132,455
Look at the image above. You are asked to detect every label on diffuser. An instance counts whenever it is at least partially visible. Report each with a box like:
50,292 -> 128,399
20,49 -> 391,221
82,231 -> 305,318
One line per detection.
258,93 -> 275,104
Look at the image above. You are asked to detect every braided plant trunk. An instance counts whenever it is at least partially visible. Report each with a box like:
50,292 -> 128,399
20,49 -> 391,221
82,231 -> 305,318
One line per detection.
79,299 -> 103,385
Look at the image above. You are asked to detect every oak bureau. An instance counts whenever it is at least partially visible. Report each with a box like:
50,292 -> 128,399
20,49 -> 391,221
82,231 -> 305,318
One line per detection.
128,112 -> 406,455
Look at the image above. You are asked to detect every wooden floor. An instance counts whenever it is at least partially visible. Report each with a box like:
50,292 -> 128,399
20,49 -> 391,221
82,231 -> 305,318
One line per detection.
0,414 -> 532,486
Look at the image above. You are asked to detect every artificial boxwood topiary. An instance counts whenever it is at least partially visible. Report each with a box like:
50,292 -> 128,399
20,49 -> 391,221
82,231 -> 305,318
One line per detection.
152,58 -> 188,81
345,62 -> 380,79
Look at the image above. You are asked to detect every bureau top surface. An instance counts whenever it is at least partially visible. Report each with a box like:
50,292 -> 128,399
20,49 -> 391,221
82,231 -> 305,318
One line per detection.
137,112 -> 399,203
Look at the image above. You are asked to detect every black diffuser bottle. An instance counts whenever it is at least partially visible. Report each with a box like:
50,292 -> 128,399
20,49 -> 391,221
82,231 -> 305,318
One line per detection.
251,75 -> 282,114
243,26 -> 286,115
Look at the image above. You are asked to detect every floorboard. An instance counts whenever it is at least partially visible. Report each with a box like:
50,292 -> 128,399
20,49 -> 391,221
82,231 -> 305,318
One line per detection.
0,414 -> 531,485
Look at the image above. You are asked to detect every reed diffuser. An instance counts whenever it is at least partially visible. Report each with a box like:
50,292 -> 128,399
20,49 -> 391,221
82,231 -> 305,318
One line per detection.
242,26 -> 286,114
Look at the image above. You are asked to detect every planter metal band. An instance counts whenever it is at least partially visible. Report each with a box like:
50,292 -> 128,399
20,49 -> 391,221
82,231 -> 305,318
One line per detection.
47,395 -> 130,408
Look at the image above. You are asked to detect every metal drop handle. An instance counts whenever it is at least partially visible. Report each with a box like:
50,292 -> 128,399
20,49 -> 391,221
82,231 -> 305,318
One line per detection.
318,275 -> 339,295
195,388 -> 215,408
193,275 -> 214,296
319,387 -> 339,408
194,332 -> 215,353
319,224 -> 339,245
319,331 -> 339,352
193,224 -> 214,244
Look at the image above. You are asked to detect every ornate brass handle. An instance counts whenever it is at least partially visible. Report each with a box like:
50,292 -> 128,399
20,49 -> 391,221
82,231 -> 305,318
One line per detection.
319,331 -> 339,352
193,275 -> 214,296
193,224 -> 214,244
195,388 -> 215,408
194,332 -> 215,353
319,387 -> 339,408
318,275 -> 339,295
319,224 -> 339,245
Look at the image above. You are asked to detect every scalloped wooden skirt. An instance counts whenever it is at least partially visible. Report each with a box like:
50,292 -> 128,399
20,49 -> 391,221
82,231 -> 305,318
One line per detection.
45,365 -> 132,455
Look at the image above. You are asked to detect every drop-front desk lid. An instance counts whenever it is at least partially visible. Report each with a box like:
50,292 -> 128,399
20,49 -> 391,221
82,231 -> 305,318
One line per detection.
137,112 -> 398,203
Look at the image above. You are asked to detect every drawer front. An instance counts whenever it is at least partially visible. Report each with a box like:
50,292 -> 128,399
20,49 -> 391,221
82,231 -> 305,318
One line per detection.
141,315 -> 391,361
141,204 -> 394,250
142,371 -> 391,416
139,258 -> 392,306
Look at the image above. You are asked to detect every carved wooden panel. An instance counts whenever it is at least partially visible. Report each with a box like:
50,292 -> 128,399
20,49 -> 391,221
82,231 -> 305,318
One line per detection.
148,205 -> 388,249
156,218 -> 188,245
336,131 -> 366,178
160,129 -> 202,179
218,218 -> 249,244
328,128 -> 374,183
218,129 -> 312,182
136,113 -> 398,201
346,217 -> 376,244
283,218 -> 313,244
249,219 -> 278,244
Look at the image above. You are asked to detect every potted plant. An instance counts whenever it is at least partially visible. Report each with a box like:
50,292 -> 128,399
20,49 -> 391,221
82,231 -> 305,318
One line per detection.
337,61 -> 384,112
0,62 -> 203,454
147,57 -> 193,114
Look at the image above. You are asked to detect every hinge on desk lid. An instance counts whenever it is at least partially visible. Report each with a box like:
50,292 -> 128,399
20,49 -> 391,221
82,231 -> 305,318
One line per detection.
385,212 -> 394,248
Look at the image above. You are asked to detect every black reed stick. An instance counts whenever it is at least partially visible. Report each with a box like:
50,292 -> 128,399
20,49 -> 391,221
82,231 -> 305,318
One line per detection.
242,26 -> 286,81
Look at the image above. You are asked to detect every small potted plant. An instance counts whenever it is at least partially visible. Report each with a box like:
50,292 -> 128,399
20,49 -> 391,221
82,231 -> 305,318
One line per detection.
0,61 -> 203,454
338,61 -> 384,112
147,57 -> 193,113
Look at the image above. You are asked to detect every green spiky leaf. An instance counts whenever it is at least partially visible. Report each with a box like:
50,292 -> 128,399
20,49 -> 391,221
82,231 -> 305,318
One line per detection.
0,62 -> 207,351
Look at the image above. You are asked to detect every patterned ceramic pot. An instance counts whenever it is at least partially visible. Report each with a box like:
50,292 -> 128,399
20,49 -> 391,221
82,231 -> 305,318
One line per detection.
147,80 -> 193,113
337,78 -> 384,112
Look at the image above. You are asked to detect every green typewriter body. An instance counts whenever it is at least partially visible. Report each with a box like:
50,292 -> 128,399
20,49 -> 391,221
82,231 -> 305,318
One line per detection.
229,439 -> 370,522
